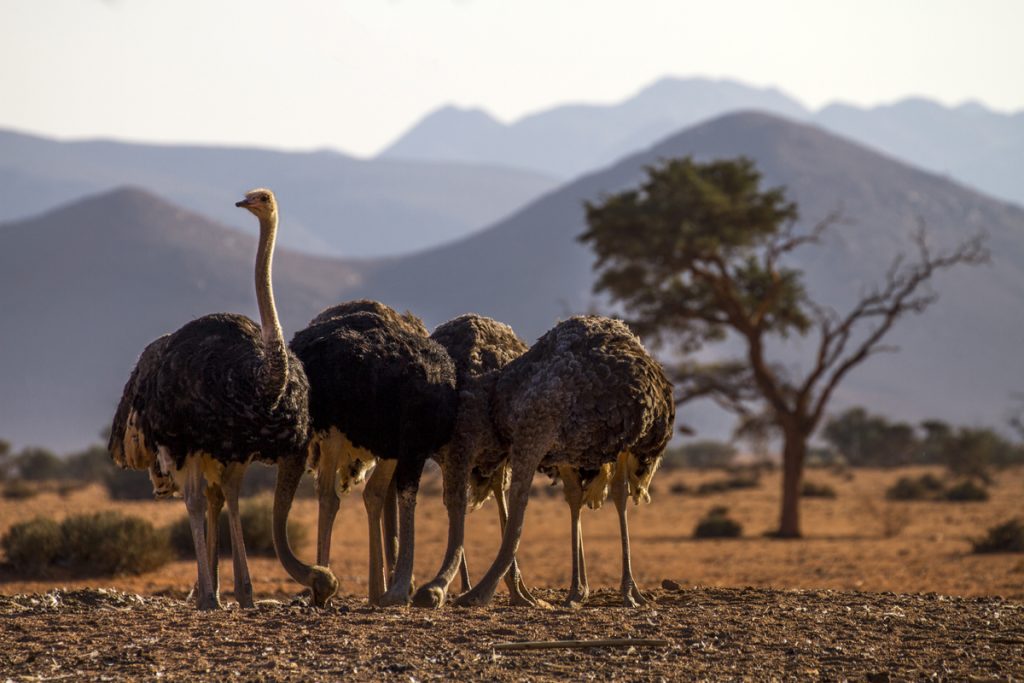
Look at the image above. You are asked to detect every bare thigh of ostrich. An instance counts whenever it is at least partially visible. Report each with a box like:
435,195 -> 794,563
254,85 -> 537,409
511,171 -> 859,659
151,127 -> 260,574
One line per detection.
454,441 -> 549,608
164,449 -> 220,611
312,427 -> 377,569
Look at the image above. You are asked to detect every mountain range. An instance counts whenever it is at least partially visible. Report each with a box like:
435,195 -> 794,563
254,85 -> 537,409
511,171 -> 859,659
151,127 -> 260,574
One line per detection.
381,77 -> 1024,209
0,128 -> 558,258
2,112 -> 1023,450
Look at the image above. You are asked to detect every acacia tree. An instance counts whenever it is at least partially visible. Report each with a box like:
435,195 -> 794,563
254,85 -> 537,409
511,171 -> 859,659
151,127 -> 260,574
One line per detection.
579,157 -> 988,537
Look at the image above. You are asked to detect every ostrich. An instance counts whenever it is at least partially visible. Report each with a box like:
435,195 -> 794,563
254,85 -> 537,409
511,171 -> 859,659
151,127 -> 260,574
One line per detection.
303,298 -> 427,580
413,314 -> 543,608
109,188 -> 337,610
452,315 -> 674,608
284,308 -> 458,606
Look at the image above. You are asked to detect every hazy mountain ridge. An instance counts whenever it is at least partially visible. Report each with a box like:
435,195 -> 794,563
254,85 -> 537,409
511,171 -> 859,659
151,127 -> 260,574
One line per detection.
381,77 -> 1024,209
0,128 -> 558,258
359,111 -> 1024,434
0,187 -> 366,450
3,112 -> 1023,450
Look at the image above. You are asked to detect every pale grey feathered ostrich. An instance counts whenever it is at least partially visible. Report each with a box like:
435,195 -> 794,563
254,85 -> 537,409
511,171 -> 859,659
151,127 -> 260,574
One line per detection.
283,306 -> 458,606
109,189 -> 338,610
453,315 -> 675,608
413,313 -> 545,608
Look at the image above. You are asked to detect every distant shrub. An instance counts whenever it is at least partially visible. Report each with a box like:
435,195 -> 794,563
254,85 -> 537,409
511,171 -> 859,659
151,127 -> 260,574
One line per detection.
2,480 -> 38,500
104,467 -> 158,500
696,472 -> 760,496
2,512 -> 170,577
693,506 -> 742,539
972,519 -> 1024,554
168,496 -> 307,558
679,440 -> 737,469
669,481 -> 689,495
885,473 -> 945,501
944,479 -> 990,502
801,481 -> 837,499
13,448 -> 63,481
61,511 -> 171,575
2,517 -> 63,573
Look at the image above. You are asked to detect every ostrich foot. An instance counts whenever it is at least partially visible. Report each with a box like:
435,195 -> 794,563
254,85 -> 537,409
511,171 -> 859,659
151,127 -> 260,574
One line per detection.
621,584 -> 650,608
411,583 -> 447,609
508,583 -> 551,609
379,585 -> 412,607
563,587 -> 589,608
236,590 -> 255,609
453,586 -> 494,607
196,595 -> 223,611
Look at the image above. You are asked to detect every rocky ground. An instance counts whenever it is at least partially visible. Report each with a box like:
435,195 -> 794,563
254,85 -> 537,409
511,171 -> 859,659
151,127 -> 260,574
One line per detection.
1,586 -> 1021,681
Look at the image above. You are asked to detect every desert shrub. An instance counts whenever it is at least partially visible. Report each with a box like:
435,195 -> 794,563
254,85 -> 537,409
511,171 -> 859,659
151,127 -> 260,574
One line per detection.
680,440 -> 737,469
168,496 -> 307,558
944,479 -> 990,502
801,481 -> 837,498
669,481 -> 689,495
1,517 -> 63,573
104,467 -> 158,500
972,519 -> 1024,554
2,479 -> 38,500
885,473 -> 944,501
63,446 -> 114,482
61,511 -> 171,575
693,506 -> 742,539
696,472 -> 760,495
13,448 -> 63,481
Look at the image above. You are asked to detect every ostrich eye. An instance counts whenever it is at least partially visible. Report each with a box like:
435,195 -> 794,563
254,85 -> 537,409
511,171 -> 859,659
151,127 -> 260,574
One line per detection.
261,195 -> 269,203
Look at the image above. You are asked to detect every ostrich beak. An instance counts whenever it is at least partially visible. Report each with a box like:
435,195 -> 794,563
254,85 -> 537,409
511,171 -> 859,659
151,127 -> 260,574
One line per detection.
235,198 -> 253,208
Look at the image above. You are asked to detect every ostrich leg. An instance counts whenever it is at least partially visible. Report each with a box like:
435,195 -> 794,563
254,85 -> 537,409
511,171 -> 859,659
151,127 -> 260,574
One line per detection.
455,444 -> 545,607
559,466 -> 589,607
383,476 -> 399,582
492,475 -> 545,607
221,462 -> 255,608
204,482 -> 225,604
180,454 -> 219,610
612,452 -> 648,607
458,552 -> 472,593
413,444 -> 470,609
315,441 -> 340,568
379,455 -> 427,606
363,459 -> 397,605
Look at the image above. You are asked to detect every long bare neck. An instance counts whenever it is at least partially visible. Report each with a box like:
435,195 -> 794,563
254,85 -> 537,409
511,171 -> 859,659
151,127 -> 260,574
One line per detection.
255,211 -> 288,398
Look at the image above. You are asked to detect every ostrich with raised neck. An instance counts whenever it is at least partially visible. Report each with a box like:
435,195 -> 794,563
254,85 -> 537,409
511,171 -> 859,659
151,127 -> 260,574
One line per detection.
109,188 -> 337,609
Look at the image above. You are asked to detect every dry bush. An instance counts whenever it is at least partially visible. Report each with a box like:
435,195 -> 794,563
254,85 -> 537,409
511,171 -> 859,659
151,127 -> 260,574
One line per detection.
885,473 -> 945,501
61,511 -> 171,576
2,479 -> 38,500
801,481 -> 837,498
943,480 -> 990,502
694,506 -> 743,539
696,472 -> 760,496
168,495 -> 307,558
972,519 -> 1024,554
1,517 -> 63,573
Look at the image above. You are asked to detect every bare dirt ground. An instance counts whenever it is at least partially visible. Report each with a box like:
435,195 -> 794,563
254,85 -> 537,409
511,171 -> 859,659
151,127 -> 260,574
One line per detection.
1,467 -> 1022,680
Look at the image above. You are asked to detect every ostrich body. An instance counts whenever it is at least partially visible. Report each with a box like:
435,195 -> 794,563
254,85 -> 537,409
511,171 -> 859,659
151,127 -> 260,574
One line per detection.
413,314 -> 543,608
284,307 -> 458,606
454,315 -> 674,608
109,189 -> 335,609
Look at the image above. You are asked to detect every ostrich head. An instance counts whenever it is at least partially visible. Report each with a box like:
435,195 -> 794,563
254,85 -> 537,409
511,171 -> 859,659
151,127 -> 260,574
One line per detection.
235,188 -> 277,219
310,565 -> 340,607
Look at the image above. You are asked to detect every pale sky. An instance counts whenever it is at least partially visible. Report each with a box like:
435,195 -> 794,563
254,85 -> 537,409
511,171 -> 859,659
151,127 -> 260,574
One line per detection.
2,0 -> 1022,157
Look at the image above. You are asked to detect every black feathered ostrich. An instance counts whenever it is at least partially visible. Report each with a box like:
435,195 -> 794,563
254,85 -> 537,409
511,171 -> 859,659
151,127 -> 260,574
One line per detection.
109,189 -> 337,610
452,316 -> 675,608
281,306 -> 458,606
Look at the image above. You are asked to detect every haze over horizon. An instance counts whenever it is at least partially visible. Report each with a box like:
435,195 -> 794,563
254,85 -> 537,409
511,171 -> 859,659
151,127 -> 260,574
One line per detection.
3,0 -> 1023,156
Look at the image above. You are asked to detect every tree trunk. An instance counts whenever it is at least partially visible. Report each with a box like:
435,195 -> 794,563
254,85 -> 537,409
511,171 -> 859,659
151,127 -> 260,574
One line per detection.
777,429 -> 807,538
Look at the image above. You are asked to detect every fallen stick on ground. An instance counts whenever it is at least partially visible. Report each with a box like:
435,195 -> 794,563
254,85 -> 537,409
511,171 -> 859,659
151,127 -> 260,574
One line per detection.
492,638 -> 670,651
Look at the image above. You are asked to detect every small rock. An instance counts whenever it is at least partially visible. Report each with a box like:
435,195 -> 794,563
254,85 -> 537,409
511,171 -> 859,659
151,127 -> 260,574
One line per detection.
661,579 -> 682,591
